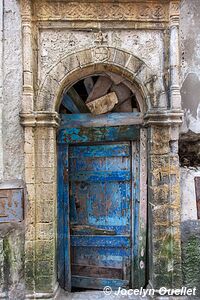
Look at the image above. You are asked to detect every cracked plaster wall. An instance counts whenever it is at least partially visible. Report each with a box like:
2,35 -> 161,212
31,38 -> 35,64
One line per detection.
179,0 -> 200,221
180,0 -> 200,135
0,0 -> 24,182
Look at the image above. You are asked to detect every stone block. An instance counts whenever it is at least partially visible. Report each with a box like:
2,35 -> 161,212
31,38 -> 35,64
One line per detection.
113,49 -> 130,67
36,201 -> 54,223
76,49 -> 93,67
35,167 -> 55,184
149,126 -> 170,155
63,54 -> 80,73
150,185 -> 170,206
25,276 -> 35,293
25,260 -> 34,278
25,168 -> 35,184
152,205 -> 170,226
25,153 -> 35,169
35,240 -> 55,261
35,153 -> 55,168
37,89 -> 55,111
24,140 -> 34,155
35,138 -> 55,154
26,183 -> 35,202
36,183 -> 55,202
35,127 -> 55,141
52,61 -> 68,83
126,55 -> 143,75
35,260 -> 54,277
25,241 -> 34,260
25,224 -> 35,241
35,275 -> 55,293
36,223 -> 55,241
25,201 -> 35,224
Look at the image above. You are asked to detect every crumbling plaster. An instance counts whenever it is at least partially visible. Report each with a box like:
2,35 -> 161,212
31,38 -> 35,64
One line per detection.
180,0 -> 200,134
181,167 -> 200,221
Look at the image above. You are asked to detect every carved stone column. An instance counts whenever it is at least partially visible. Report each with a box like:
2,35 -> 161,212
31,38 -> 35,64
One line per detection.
21,112 -> 60,298
145,111 -> 183,289
169,1 -> 181,109
21,0 -> 34,113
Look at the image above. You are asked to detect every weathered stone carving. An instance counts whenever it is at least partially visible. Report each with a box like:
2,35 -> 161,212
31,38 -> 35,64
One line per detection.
169,1 -> 180,15
68,33 -> 78,49
93,47 -> 110,62
94,30 -> 108,46
39,30 -> 163,83
33,1 -> 169,22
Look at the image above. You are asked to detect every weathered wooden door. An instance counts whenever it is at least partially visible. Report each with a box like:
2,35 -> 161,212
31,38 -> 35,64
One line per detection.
69,142 -> 132,289
57,114 -> 144,291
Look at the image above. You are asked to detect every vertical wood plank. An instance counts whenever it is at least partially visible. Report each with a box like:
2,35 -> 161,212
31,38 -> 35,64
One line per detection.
86,76 -> 112,103
63,144 -> 71,291
84,77 -> 94,95
195,177 -> 200,219
131,139 -> 140,288
62,94 -> 80,113
57,144 -> 71,291
138,128 -> 147,287
68,87 -> 90,113
57,144 -> 65,288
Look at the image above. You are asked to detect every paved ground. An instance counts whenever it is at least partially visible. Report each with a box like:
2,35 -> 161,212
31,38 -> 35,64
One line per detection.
55,289 -> 191,300
56,290 -> 150,299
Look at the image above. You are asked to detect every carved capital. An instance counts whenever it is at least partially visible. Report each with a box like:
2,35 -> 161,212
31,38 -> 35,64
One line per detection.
144,109 -> 183,126
20,0 -> 32,22
20,111 -> 60,128
169,0 -> 180,26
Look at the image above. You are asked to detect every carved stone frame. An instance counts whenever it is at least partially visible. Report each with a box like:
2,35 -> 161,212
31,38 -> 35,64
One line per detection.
20,0 -> 183,298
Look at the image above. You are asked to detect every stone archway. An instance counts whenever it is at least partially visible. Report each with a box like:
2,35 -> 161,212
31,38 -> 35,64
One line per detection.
20,47 -> 183,298
36,47 -> 167,112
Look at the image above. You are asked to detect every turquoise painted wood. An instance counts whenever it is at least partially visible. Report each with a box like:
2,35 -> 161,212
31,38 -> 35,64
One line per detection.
69,142 -> 132,290
60,113 -> 143,128
58,125 -> 139,144
57,118 -> 141,291
57,144 -> 71,290
62,94 -> 80,113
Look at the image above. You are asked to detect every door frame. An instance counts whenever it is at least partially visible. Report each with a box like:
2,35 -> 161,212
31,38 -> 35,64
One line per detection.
57,112 -> 147,291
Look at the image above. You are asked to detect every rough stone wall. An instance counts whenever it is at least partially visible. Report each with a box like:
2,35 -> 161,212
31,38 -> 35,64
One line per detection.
1,0 -> 24,181
181,221 -> 200,297
0,223 -> 25,300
